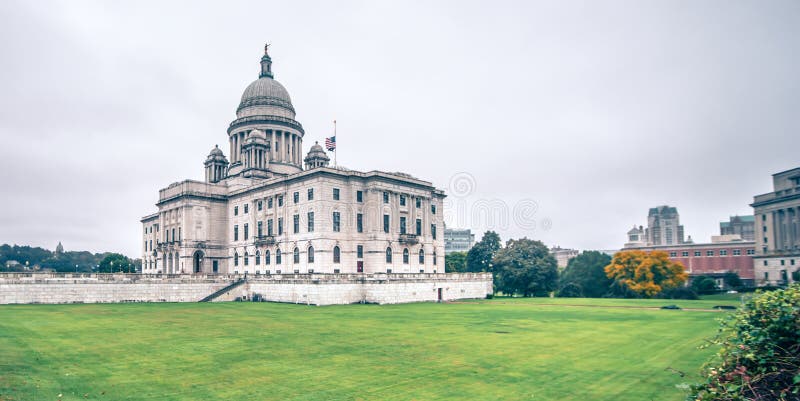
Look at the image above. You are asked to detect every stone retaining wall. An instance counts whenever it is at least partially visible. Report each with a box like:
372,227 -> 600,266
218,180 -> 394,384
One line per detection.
0,273 -> 493,305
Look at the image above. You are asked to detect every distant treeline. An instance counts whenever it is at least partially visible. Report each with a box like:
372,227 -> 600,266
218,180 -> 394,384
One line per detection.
0,244 -> 137,272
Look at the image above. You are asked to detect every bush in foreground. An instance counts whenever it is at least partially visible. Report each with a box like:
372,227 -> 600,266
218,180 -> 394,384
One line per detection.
688,284 -> 800,401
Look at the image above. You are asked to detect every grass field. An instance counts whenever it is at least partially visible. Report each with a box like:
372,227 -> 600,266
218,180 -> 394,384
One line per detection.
0,298 -> 736,401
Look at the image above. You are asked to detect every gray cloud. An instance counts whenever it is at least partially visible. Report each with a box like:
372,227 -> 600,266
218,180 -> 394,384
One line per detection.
0,0 -> 798,256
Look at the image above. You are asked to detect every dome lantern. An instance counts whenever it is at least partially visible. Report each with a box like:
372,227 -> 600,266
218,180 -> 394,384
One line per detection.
259,43 -> 273,79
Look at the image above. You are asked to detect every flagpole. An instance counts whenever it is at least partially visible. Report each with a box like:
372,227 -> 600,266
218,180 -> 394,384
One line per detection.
333,119 -> 337,167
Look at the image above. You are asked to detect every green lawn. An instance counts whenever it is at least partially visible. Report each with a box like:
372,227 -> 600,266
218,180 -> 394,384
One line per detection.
0,299 -> 730,401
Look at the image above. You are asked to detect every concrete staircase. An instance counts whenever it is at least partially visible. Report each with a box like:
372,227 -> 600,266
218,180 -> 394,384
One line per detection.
198,278 -> 246,302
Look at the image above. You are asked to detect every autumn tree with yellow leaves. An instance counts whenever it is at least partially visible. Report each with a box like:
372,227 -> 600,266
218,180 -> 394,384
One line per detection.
604,250 -> 688,298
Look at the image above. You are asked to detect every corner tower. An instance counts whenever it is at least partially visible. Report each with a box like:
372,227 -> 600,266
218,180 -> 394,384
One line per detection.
227,44 -> 304,177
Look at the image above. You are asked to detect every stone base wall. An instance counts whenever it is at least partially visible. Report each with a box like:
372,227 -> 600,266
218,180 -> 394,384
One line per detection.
0,273 -> 493,305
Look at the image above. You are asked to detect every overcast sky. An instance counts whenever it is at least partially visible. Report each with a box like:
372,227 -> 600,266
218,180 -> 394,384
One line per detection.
0,0 -> 798,258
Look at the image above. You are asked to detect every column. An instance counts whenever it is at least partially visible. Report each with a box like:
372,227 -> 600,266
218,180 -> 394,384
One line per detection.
291,135 -> 295,164
271,130 -> 276,162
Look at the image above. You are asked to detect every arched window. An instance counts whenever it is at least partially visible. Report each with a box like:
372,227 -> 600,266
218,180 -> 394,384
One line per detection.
234,251 -> 239,266
419,249 -> 425,264
433,250 -> 437,265
265,250 -> 271,265
333,246 -> 341,263
308,246 -> 315,263
403,248 -> 409,264
386,247 -> 392,263
276,249 -> 282,264
293,247 -> 300,264
244,251 -> 249,266
168,252 -> 174,270
255,250 -> 261,265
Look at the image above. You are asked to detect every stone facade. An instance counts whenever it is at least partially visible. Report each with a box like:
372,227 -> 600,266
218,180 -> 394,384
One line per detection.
0,273 -> 493,306
751,167 -> 800,285
141,47 -> 447,277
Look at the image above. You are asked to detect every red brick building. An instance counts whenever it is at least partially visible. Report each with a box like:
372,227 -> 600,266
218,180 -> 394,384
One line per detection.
625,240 -> 755,287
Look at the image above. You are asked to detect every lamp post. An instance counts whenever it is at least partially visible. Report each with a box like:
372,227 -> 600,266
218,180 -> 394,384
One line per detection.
110,261 -> 114,274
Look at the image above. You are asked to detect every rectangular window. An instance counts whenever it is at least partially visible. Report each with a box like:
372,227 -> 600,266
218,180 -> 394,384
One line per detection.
278,195 -> 284,207
733,249 -> 741,256
416,197 -> 421,208
400,195 -> 406,206
431,224 -> 437,240
234,225 -> 239,241
357,213 -> 363,233
268,219 -> 274,236
694,251 -> 701,257
764,237 -> 768,243
763,226 -> 767,232
244,204 -> 249,214
706,250 -> 714,257
416,219 -> 422,236
244,223 -> 249,240
308,212 -> 314,232
720,250 -> 728,256
383,214 -> 390,233
308,188 -> 314,201
400,217 -> 406,234
257,221 -> 263,237
333,212 -> 341,232
357,245 -> 363,259
333,188 -> 340,200
257,200 -> 263,211
383,192 -> 389,203
293,192 -> 299,204
681,251 -> 689,257
268,197 -> 273,209
431,204 -> 436,214
293,214 -> 300,233
356,190 -> 363,202
234,206 -> 239,216
669,252 -> 677,257
278,217 -> 284,235
747,249 -> 754,255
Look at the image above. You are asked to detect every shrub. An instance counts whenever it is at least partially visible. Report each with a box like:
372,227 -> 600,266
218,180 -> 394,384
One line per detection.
556,283 -> 583,298
659,287 -> 699,300
687,284 -> 800,400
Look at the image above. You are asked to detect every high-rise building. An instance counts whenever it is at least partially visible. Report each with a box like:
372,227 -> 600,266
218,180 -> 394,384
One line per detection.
751,167 -> 800,285
720,215 -> 755,241
444,229 -> 475,254
646,205 -> 685,246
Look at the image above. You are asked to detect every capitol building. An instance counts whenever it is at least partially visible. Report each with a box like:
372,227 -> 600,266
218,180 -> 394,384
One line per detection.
141,46 -> 446,276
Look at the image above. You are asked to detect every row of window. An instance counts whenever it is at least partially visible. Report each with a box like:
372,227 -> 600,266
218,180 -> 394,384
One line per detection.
233,213 -> 438,240
668,249 -> 755,258
232,246 -> 438,266
762,259 -> 796,266
233,190 -> 438,216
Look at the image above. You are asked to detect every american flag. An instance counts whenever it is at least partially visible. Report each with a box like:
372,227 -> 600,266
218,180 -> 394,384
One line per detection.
325,136 -> 336,151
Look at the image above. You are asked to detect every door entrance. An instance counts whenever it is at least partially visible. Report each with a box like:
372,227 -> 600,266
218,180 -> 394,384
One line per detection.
437,288 -> 443,302
193,251 -> 204,273
357,261 -> 364,273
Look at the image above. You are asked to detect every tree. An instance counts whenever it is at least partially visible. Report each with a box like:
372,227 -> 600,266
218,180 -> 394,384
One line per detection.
723,271 -> 743,290
558,251 -> 613,298
493,238 -> 558,297
98,253 -> 134,273
604,250 -> 688,298
445,251 -> 468,273
691,276 -> 719,295
688,284 -> 800,400
466,231 -> 501,273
